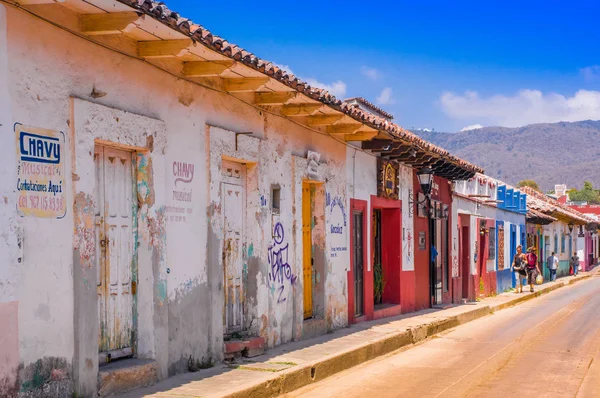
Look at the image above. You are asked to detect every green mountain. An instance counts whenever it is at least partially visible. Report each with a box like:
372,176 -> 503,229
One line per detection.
414,120 -> 600,191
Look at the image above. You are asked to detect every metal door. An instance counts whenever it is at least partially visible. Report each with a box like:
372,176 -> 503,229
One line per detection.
302,183 -> 313,319
222,161 -> 245,334
95,146 -> 135,361
352,211 -> 364,317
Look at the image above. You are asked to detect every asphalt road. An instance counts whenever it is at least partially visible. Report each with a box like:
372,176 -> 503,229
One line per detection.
285,275 -> 600,398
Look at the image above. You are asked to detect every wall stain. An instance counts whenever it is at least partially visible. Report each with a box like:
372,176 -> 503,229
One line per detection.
73,192 -> 95,270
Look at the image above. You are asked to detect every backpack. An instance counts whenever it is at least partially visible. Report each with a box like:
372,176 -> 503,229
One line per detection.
526,252 -> 537,267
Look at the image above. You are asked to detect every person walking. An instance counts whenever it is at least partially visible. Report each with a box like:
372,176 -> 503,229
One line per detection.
512,245 -> 527,293
546,251 -> 559,282
525,246 -> 541,292
571,252 -> 580,276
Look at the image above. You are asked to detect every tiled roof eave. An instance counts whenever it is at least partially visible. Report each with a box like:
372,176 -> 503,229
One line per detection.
115,0 -> 483,177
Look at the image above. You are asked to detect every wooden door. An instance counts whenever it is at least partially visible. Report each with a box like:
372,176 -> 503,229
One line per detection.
352,211 -> 364,317
461,225 -> 470,299
222,161 -> 245,334
302,183 -> 313,319
95,146 -> 135,361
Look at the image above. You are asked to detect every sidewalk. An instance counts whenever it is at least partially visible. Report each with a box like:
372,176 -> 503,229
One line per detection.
119,270 -> 598,398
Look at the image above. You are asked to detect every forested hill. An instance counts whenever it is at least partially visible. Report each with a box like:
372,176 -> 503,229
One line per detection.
414,120 -> 600,191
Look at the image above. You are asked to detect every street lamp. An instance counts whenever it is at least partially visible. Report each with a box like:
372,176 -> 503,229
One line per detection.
417,167 -> 436,307
417,167 -> 434,196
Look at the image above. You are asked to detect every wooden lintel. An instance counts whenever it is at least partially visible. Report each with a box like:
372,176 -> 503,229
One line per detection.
182,60 -> 235,77
306,114 -> 345,126
138,40 -> 192,59
280,103 -> 323,116
255,92 -> 297,105
224,78 -> 269,92
344,131 -> 379,141
80,12 -> 141,36
326,124 -> 363,135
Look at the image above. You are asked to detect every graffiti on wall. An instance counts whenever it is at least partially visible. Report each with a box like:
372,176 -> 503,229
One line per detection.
403,224 -> 413,265
326,193 -> 348,258
15,124 -> 66,218
167,160 -> 194,223
268,222 -> 297,303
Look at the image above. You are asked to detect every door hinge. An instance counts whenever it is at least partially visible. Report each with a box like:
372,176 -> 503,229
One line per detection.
131,280 -> 137,295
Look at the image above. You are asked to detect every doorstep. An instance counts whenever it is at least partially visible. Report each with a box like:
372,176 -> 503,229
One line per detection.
373,303 -> 402,320
98,358 -> 157,397
301,318 -> 328,341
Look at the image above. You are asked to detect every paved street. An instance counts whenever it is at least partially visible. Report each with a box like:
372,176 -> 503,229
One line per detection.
286,275 -> 600,398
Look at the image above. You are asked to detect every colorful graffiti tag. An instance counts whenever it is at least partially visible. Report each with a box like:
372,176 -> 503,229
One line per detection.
268,222 -> 297,303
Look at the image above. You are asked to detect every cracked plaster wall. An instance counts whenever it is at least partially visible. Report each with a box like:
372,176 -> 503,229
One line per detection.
4,4 -> 354,394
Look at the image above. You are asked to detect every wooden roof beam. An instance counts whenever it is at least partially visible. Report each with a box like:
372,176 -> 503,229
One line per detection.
280,103 -> 323,116
255,92 -> 297,105
183,60 -> 235,77
343,131 -> 379,141
138,40 -> 192,58
224,77 -> 269,92
81,12 -> 141,36
362,139 -> 393,150
327,124 -> 364,135
306,114 -> 345,126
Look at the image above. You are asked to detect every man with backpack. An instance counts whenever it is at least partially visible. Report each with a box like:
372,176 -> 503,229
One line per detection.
526,247 -> 542,292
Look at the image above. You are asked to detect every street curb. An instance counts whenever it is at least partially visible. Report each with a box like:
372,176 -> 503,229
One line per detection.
225,274 -> 593,398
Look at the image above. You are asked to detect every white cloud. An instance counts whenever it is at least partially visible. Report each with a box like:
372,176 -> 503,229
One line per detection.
273,63 -> 294,75
581,65 -> 600,81
460,124 -> 484,131
304,78 -> 347,98
440,89 -> 600,127
376,87 -> 394,105
361,66 -> 380,80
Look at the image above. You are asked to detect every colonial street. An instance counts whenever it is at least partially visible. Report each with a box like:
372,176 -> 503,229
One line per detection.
286,275 -> 600,398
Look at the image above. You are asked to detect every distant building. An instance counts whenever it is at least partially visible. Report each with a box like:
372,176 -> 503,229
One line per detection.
555,184 -> 568,198
343,97 -> 394,121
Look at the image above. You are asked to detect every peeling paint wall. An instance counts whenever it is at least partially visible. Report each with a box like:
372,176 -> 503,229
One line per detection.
4,4 -> 354,395
0,5 -> 21,396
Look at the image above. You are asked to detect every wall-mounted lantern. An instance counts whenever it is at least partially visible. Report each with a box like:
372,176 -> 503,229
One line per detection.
417,167 -> 434,197
568,222 -> 574,235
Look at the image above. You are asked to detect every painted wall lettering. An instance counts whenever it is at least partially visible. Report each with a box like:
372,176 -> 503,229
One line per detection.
327,193 -> 348,257
268,222 -> 297,303
168,160 -> 195,223
15,123 -> 66,218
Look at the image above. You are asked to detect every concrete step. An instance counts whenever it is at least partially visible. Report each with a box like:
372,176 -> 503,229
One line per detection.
224,336 -> 265,361
98,358 -> 158,396
301,318 -> 327,341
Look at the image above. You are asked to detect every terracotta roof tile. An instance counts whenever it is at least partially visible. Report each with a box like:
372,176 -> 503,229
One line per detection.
522,187 -> 592,224
117,0 -> 483,176
344,97 -> 395,120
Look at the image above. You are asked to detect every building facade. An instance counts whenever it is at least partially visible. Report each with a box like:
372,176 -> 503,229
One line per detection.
0,1 -> 483,396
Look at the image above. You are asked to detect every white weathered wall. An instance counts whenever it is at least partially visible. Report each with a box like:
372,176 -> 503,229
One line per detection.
3,4 -> 350,395
346,148 -> 376,270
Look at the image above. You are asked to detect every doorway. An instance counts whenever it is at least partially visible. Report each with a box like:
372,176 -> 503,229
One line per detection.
352,210 -> 365,317
372,209 -> 382,306
222,160 -> 246,334
95,146 -> 136,363
461,217 -> 470,300
302,182 -> 313,319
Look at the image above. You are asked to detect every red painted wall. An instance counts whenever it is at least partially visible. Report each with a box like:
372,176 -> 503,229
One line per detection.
371,196 -> 402,306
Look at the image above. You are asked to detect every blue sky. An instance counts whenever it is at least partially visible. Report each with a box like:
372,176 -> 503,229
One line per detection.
167,0 -> 600,131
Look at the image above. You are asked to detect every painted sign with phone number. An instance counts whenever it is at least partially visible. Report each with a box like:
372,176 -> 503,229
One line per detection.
15,123 -> 66,218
